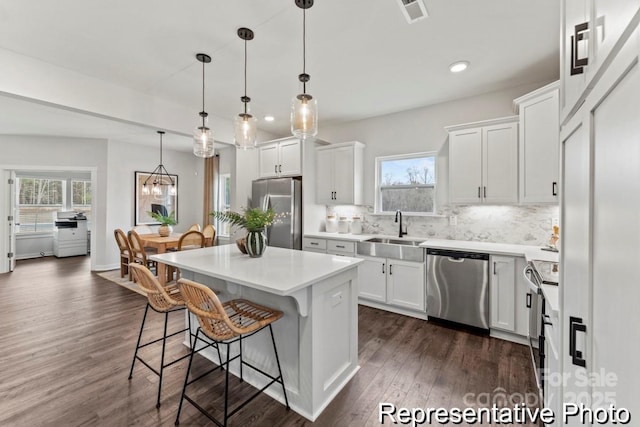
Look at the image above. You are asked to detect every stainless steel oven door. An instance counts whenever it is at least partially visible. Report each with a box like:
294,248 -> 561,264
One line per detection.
523,264 -> 543,392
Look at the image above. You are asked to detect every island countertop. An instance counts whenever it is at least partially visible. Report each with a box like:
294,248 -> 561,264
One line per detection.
150,244 -> 363,296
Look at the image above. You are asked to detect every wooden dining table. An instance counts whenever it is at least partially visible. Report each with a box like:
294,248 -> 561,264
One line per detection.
138,232 -> 212,285
137,233 -> 182,286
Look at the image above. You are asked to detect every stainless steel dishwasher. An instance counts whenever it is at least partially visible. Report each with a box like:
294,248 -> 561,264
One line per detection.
426,248 -> 490,330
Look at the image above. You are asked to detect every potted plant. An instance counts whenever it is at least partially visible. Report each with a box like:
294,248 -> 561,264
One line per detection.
148,211 -> 177,237
211,208 -> 277,257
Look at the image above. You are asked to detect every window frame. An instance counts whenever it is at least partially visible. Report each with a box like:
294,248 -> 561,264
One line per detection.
374,151 -> 438,216
16,177 -> 66,233
217,173 -> 232,237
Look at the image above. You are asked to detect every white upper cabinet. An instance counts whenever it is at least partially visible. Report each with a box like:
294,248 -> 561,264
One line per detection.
561,0 -> 589,122
447,117 -> 518,205
514,82 -> 560,204
258,137 -> 302,178
561,0 -> 640,122
315,141 -> 364,205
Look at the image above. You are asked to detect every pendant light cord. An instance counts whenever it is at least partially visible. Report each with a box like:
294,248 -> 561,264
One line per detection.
302,7 -> 307,94
244,37 -> 248,115
201,60 -> 206,128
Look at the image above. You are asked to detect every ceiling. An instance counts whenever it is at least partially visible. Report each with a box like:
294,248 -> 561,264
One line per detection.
0,0 -> 559,148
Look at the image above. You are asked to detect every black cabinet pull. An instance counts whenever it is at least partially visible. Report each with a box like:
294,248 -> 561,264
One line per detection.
279,164 -> 282,173
274,165 -> 277,174
336,245 -> 345,249
526,293 -> 532,308
310,242 -> 318,246
569,316 -> 587,367
552,182 -> 558,196
389,264 -> 393,275
543,314 -> 553,326
484,186 -> 487,198
382,263 -> 385,274
478,186 -> 481,198
493,261 -> 497,275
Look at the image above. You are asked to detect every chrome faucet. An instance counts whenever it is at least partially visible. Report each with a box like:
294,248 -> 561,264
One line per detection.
395,210 -> 408,238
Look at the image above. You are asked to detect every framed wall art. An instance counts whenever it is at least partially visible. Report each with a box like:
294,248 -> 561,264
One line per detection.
134,171 -> 178,225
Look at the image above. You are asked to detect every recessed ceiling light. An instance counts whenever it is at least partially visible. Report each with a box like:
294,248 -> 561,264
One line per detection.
264,115 -> 275,122
449,61 -> 469,73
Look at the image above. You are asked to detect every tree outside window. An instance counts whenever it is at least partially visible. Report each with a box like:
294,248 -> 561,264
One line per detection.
17,178 -> 64,232
376,153 -> 437,214
72,180 -> 92,221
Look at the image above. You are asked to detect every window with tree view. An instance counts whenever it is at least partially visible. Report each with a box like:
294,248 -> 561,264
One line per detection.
72,180 -> 92,222
376,153 -> 436,214
17,178 -> 64,232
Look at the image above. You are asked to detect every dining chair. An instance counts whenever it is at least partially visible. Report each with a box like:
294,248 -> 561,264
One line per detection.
188,224 -> 201,232
167,231 -> 206,282
202,224 -> 216,247
114,229 -> 133,280
128,230 -> 157,278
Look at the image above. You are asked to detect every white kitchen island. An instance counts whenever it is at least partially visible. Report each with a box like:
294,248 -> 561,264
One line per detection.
150,245 -> 363,421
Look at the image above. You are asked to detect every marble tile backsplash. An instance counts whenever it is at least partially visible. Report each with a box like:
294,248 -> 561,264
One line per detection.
326,205 -> 560,246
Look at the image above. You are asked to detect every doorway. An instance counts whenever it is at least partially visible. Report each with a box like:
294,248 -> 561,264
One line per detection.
1,166 -> 96,273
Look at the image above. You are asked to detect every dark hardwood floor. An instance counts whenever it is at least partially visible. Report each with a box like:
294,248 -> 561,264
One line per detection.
0,256 -> 538,426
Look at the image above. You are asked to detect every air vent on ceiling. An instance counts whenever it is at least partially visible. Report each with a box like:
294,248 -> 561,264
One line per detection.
397,0 -> 428,24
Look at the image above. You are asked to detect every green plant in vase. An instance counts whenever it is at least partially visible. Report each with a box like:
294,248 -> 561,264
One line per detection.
148,211 -> 177,237
211,208 -> 277,257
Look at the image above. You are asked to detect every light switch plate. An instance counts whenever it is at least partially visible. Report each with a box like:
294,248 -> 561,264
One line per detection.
449,216 -> 457,226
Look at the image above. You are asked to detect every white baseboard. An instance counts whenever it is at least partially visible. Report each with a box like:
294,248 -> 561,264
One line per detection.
16,252 -> 53,260
93,263 -> 119,272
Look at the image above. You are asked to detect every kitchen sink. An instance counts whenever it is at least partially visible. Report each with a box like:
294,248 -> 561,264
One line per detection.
357,237 -> 425,262
365,237 -> 422,246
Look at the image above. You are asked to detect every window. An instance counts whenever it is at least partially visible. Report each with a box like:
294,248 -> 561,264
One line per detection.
71,180 -> 92,222
17,178 -> 64,232
375,152 -> 437,214
217,174 -> 231,237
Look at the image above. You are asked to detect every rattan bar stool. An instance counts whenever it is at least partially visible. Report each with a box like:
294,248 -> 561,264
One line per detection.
175,278 -> 289,426
128,264 -> 197,408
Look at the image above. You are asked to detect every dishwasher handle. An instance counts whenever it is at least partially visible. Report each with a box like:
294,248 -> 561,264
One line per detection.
426,248 -> 489,261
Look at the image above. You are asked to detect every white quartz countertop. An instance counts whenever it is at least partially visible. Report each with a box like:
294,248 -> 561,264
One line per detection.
150,245 -> 363,296
419,238 -> 560,261
306,232 -> 561,262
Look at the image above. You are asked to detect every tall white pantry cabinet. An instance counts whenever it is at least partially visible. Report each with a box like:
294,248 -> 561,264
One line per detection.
559,2 -> 640,426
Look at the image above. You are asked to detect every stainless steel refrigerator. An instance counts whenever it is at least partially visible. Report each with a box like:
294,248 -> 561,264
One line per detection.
251,177 -> 302,250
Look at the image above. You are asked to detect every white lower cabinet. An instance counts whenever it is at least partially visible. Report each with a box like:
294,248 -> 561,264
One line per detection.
302,237 -> 356,256
489,255 -> 528,337
357,255 -> 425,312
358,256 -> 387,302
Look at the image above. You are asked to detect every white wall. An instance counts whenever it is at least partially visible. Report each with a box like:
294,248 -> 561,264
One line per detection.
317,81 -> 553,210
0,135 -> 203,271
103,140 -> 203,269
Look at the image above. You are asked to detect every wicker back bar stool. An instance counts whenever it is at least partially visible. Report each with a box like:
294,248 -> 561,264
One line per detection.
175,278 -> 289,426
128,264 -> 196,408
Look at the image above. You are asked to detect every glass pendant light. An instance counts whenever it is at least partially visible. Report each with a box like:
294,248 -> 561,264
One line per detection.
291,0 -> 318,140
143,131 -> 177,196
234,28 -> 258,149
193,53 -> 215,158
